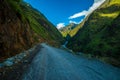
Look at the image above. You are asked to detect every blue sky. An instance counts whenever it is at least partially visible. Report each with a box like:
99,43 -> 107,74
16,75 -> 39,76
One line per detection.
24,0 -> 105,29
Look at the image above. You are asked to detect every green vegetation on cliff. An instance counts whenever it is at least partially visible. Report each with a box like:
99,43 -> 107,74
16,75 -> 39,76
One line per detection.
59,23 -> 78,37
59,16 -> 88,38
0,0 -> 63,60
67,0 -> 120,67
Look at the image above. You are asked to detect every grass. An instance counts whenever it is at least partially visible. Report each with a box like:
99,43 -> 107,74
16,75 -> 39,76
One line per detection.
67,0 -> 120,67
61,26 -> 81,37
7,0 -> 26,21
99,12 -> 120,18
109,0 -> 120,6
0,0 -> 64,61
20,2 -> 63,42
60,22 -> 84,37
69,25 -> 83,37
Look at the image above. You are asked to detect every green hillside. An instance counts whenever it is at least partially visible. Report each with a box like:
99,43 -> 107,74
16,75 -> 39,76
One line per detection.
59,23 -> 78,37
67,0 -> 120,67
68,16 -> 89,37
59,16 -> 89,38
0,0 -> 64,61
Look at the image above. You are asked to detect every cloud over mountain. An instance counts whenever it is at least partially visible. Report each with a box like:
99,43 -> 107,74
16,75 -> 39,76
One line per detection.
56,23 -> 65,29
69,0 -> 105,19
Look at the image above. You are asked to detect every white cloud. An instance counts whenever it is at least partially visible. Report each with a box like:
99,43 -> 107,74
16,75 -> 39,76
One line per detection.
69,10 -> 88,19
56,23 -> 65,29
69,19 -> 83,24
69,20 -> 78,24
79,19 -> 84,23
88,0 -> 105,14
69,0 -> 105,19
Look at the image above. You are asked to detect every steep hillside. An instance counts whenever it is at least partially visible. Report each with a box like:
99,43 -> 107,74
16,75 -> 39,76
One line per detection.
67,0 -> 120,66
68,22 -> 84,37
59,23 -> 78,37
68,16 -> 90,37
0,0 -> 63,61
59,17 -> 89,38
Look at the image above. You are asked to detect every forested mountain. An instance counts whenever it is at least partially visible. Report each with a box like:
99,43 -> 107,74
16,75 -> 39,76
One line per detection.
67,0 -> 120,66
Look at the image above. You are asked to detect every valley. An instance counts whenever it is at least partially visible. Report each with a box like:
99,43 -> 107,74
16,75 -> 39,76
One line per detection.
0,0 -> 120,80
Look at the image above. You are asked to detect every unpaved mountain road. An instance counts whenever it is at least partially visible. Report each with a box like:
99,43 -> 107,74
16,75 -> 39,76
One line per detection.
22,43 -> 120,80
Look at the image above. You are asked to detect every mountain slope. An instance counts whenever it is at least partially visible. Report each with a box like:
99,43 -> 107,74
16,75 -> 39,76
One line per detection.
67,0 -> 120,66
0,0 -> 63,60
59,23 -> 78,37
68,16 -> 90,37
59,16 -> 89,38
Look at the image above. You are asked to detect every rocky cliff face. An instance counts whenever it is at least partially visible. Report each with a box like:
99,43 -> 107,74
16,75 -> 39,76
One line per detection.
0,0 -> 33,60
0,0 -> 63,60
67,0 -> 120,66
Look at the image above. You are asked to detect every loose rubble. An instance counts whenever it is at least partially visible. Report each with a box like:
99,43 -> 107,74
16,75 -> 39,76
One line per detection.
0,46 -> 36,68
